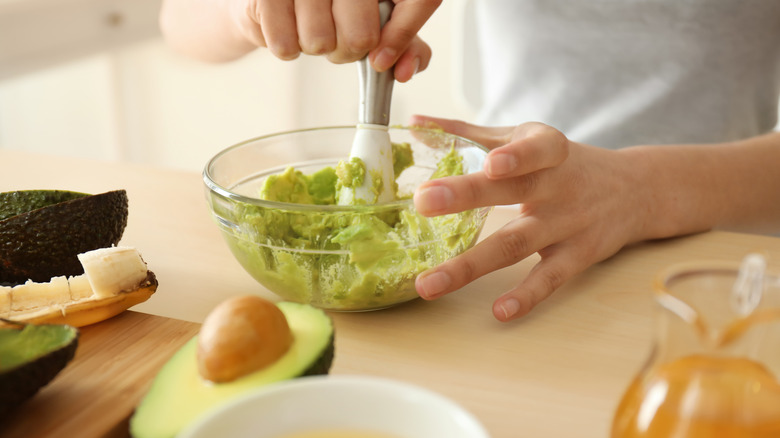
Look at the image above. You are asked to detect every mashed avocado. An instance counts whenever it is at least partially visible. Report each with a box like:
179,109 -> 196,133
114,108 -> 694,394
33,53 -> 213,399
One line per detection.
222,144 -> 484,310
334,157 -> 366,190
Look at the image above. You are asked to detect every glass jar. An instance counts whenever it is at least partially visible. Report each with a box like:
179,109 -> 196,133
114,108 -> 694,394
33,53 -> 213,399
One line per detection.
611,256 -> 780,437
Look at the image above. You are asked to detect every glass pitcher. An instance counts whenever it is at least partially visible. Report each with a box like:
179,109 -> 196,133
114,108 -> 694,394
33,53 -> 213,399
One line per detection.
611,255 -> 780,438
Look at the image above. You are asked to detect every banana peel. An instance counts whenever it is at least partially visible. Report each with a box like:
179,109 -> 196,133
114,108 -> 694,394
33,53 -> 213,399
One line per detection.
1,274 -> 157,328
0,247 -> 157,328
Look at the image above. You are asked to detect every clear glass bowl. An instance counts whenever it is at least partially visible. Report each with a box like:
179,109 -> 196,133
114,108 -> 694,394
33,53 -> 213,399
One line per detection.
203,126 -> 491,311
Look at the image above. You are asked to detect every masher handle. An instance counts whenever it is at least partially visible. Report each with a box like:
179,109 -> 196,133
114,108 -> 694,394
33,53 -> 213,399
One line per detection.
357,0 -> 395,126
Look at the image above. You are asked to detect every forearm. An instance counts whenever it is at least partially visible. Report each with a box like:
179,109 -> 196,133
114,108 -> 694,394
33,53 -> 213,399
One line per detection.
624,131 -> 780,239
159,0 -> 256,62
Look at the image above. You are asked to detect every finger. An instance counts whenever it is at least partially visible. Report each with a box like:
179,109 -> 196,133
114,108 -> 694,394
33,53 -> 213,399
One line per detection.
492,248 -> 583,321
484,124 -> 569,179
414,171 -> 545,216
295,0 -> 336,55
416,216 -> 549,300
369,0 -> 442,71
327,0 -> 380,63
391,36 -> 431,82
408,115 -> 513,150
258,0 -> 300,60
231,2 -> 268,49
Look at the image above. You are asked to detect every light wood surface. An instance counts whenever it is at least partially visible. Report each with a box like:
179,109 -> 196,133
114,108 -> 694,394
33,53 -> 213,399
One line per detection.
3,149 -> 780,438
5,312 -> 199,438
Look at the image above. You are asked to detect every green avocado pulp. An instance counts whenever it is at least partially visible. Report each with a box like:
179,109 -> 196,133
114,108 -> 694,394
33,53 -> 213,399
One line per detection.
0,324 -> 78,371
129,302 -> 334,438
219,145 -> 486,310
0,323 -> 79,419
0,190 -> 88,222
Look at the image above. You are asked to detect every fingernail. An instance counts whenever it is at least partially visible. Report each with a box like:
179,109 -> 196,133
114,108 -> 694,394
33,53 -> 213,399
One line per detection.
411,57 -> 420,76
373,47 -> 397,71
418,271 -> 452,299
499,298 -> 521,320
486,153 -> 517,177
416,185 -> 454,214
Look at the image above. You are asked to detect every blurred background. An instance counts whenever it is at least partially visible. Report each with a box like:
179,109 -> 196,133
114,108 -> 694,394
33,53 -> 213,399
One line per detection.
0,0 -> 477,172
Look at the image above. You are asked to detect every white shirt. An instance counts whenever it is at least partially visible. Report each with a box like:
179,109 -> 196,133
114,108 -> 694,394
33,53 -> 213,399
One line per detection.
473,0 -> 780,148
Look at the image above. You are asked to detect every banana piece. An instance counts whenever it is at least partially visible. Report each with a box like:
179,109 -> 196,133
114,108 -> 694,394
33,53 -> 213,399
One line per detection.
0,289 -> 9,319
78,246 -> 149,299
10,276 -> 70,312
68,274 -> 94,301
0,246 -> 157,327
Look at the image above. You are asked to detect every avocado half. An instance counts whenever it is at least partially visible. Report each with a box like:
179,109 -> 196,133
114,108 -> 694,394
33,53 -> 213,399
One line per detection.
130,301 -> 334,438
0,322 -> 79,419
0,190 -> 128,284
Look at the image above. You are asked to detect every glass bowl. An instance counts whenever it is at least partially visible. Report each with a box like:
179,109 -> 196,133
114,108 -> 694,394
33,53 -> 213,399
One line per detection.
203,126 -> 491,311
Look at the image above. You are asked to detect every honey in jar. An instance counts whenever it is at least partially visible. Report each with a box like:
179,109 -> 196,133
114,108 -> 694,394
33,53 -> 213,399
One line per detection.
611,256 -> 780,438
613,355 -> 780,437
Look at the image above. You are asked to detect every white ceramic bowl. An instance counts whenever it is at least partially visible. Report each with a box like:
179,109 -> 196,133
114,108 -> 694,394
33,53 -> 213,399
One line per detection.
178,375 -> 490,438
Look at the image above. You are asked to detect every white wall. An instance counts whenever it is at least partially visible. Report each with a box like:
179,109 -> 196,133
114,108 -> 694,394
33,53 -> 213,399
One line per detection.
0,0 -> 476,172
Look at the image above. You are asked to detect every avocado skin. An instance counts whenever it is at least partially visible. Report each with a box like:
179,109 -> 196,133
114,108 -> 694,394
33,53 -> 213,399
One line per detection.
0,190 -> 128,284
302,334 -> 334,377
0,325 -> 79,420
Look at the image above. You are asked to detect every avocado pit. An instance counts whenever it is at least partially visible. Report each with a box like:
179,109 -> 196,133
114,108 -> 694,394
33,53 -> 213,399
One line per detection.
197,295 -> 293,383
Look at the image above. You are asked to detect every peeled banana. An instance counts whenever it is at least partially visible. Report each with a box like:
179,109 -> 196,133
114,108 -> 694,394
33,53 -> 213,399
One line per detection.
0,246 -> 157,327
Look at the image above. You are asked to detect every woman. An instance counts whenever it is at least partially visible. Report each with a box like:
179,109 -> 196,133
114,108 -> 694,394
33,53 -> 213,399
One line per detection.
159,0 -> 780,321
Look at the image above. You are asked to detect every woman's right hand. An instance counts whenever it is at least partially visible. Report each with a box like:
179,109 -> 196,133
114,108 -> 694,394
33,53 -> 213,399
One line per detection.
160,0 -> 441,82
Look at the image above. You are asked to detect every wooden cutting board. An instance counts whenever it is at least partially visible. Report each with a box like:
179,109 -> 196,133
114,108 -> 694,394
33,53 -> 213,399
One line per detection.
4,311 -> 200,438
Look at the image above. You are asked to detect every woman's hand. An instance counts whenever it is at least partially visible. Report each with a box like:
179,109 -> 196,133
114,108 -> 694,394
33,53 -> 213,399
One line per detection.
411,115 -> 654,321
411,115 -> 780,322
160,0 -> 441,82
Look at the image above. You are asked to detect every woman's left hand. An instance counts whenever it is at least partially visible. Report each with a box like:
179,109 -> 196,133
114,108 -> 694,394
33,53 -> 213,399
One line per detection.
411,115 -> 652,321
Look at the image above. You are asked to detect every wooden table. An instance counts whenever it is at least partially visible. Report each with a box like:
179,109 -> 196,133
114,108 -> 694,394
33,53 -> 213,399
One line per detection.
2,149 -> 779,437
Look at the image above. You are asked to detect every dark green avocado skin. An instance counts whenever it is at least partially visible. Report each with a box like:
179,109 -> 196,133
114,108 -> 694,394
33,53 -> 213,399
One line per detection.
0,190 -> 128,284
302,334 -> 335,377
0,326 -> 80,420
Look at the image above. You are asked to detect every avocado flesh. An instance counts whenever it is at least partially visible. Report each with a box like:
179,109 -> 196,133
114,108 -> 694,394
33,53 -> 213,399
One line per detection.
0,323 -> 79,419
130,301 -> 334,438
0,190 -> 89,222
0,190 -> 128,284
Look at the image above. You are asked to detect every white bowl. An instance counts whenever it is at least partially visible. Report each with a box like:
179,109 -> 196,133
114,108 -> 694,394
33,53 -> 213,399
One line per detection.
178,375 -> 490,438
